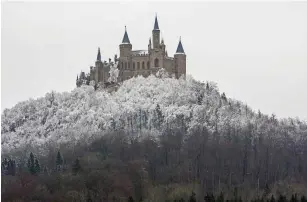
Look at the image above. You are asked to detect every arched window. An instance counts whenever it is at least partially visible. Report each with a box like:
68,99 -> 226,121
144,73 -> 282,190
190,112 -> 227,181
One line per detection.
147,61 -> 150,69
154,58 -> 159,67
142,61 -> 145,69
133,62 -> 135,70
137,62 -> 140,70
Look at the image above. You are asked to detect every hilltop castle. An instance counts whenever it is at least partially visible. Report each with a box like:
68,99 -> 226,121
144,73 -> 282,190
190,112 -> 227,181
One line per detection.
76,15 -> 186,88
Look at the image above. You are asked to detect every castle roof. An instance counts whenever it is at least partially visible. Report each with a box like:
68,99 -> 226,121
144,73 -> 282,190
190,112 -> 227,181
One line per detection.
132,50 -> 148,55
153,15 -> 159,30
122,26 -> 131,44
97,47 -> 101,61
175,37 -> 185,54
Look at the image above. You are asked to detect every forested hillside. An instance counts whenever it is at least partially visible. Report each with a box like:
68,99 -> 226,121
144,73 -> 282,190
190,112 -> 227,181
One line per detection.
2,73 -> 307,201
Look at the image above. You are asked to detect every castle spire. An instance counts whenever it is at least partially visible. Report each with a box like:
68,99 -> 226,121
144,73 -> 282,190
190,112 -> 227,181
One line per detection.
153,13 -> 159,30
122,26 -> 131,44
175,36 -> 185,54
96,47 -> 101,61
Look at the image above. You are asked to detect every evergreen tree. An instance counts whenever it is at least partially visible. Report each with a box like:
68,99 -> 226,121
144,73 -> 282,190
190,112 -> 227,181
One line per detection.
205,192 -> 215,202
27,152 -> 36,175
34,159 -> 40,174
43,166 -> 48,175
1,158 -> 8,175
221,92 -> 227,101
217,192 -> 224,202
128,196 -> 134,202
56,151 -> 63,171
197,92 -> 203,105
189,192 -> 196,202
7,159 -> 16,176
270,195 -> 276,202
72,158 -> 81,175
301,196 -> 307,202
277,195 -> 287,202
290,194 -> 298,202
154,104 -> 163,129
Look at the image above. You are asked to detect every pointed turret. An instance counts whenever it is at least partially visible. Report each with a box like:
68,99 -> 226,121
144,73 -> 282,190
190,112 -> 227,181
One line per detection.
175,37 -> 185,54
153,14 -> 159,30
122,26 -> 130,44
174,37 -> 186,79
119,26 -> 132,57
96,47 -> 101,61
152,14 -> 160,49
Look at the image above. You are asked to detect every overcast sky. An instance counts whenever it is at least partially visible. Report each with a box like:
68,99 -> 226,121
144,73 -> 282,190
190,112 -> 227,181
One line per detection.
2,2 -> 307,120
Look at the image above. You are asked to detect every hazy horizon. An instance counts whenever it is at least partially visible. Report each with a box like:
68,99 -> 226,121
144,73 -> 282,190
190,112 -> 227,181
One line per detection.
2,1 -> 307,120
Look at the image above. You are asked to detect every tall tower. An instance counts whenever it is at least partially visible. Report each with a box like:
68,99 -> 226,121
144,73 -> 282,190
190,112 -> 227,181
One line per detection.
174,37 -> 186,79
95,47 -> 103,83
152,14 -> 160,49
119,26 -> 132,57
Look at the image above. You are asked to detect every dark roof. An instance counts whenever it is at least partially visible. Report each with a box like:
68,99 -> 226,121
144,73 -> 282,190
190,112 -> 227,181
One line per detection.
97,47 -> 101,61
122,26 -> 131,44
176,37 -> 185,54
153,15 -> 159,30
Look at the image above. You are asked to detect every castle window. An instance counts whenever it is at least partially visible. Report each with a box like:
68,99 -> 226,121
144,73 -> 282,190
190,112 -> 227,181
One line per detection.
142,61 -> 145,69
147,61 -> 150,69
133,62 -> 135,70
128,62 -> 130,69
121,62 -> 123,70
137,62 -> 140,70
125,62 -> 127,69
154,58 -> 159,67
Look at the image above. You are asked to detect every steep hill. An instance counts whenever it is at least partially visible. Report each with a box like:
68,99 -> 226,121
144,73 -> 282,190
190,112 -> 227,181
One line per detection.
1,74 -> 307,154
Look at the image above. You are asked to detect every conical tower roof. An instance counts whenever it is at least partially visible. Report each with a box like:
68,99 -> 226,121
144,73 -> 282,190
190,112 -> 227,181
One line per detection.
176,37 -> 185,54
153,14 -> 159,30
122,26 -> 130,44
96,47 -> 101,61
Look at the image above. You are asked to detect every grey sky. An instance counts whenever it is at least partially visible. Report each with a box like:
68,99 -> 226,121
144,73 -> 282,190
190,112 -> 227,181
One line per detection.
2,2 -> 307,120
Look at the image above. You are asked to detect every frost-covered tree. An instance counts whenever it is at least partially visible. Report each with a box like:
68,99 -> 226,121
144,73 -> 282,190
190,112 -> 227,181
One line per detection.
108,61 -> 119,83
155,68 -> 169,78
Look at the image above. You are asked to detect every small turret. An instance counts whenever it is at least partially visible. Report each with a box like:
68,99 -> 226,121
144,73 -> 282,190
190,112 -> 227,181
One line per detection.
148,37 -> 152,52
175,37 -> 185,54
97,47 -> 101,61
174,37 -> 186,79
122,26 -> 130,44
154,14 -> 159,30
161,37 -> 166,56
119,26 -> 132,57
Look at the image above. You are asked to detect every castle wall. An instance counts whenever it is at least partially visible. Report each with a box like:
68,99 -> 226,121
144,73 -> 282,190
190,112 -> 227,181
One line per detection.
163,58 -> 175,76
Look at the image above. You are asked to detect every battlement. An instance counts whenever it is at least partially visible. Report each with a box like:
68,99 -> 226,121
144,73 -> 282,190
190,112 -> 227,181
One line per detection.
132,53 -> 149,57
165,57 -> 174,60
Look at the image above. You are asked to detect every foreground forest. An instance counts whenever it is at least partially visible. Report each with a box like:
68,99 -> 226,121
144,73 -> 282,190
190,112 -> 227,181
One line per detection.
2,73 -> 307,201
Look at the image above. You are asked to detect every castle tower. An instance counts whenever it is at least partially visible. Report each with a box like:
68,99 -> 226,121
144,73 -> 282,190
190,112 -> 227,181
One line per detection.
174,37 -> 186,79
95,47 -> 103,83
152,15 -> 160,49
119,26 -> 132,57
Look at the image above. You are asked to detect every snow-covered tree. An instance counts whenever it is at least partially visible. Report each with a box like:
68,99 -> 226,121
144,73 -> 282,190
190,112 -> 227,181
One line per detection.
108,62 -> 119,83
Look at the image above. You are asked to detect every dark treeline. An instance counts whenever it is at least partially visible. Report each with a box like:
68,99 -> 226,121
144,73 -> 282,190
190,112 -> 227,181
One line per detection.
2,122 -> 307,201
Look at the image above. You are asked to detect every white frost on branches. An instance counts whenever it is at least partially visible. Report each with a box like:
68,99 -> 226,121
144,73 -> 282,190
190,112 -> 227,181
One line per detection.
1,74 -> 307,154
108,62 -> 119,83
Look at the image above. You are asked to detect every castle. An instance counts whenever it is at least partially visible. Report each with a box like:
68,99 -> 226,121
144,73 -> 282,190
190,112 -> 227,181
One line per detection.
76,15 -> 186,88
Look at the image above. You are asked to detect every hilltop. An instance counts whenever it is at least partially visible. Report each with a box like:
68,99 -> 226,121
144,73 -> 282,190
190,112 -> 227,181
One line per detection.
2,73 -> 306,154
